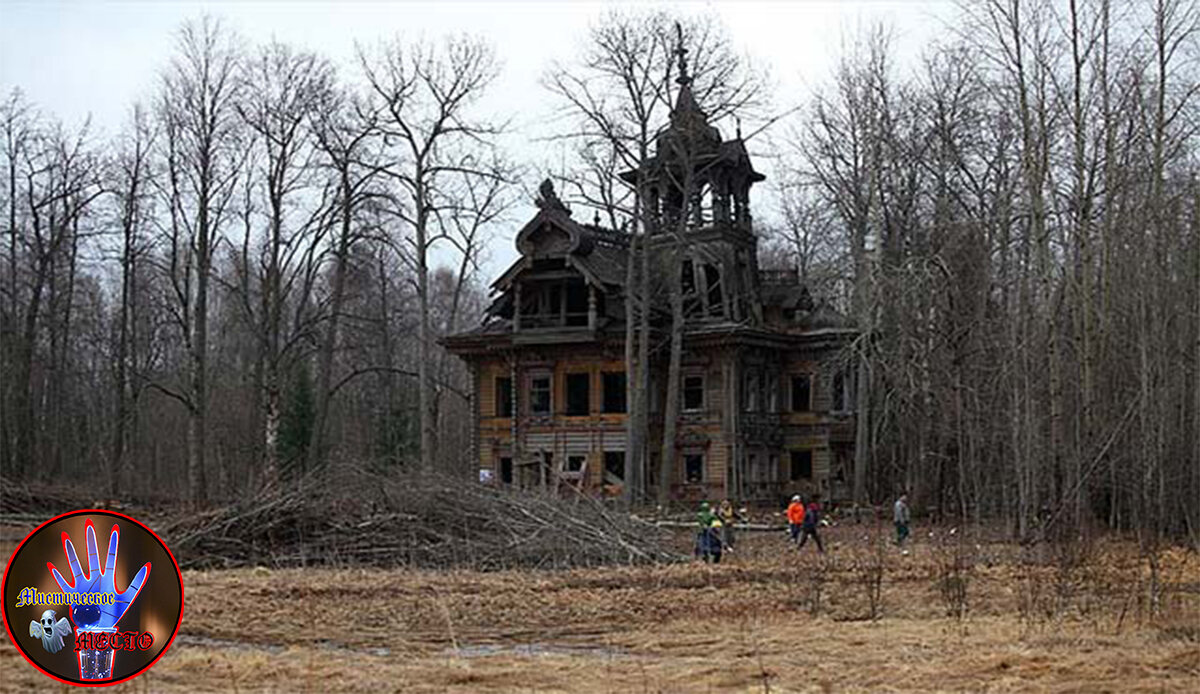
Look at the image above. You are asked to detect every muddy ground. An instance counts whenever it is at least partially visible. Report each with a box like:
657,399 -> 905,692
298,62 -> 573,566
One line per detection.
2,524 -> 1198,692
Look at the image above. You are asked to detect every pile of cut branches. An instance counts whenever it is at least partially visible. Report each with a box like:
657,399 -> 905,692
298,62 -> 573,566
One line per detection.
159,465 -> 678,571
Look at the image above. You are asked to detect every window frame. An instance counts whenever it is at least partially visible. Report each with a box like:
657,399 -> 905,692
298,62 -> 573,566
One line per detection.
791,374 -> 812,413
683,452 -> 705,484
564,372 -> 591,416
790,450 -> 813,481
682,374 -> 705,412
529,372 -> 553,415
601,371 -> 627,414
494,376 -> 513,417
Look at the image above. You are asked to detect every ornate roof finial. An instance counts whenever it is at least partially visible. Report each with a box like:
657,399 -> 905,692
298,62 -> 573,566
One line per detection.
674,21 -> 690,87
736,116 -> 742,140
535,178 -> 570,214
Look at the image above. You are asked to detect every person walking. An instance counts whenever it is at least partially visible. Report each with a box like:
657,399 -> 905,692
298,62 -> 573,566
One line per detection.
894,493 -> 911,547
718,499 -> 740,550
696,501 -> 718,560
798,496 -> 825,553
786,495 -> 805,545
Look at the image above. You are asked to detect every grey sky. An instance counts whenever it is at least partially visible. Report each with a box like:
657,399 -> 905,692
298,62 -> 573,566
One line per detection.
0,0 -> 954,275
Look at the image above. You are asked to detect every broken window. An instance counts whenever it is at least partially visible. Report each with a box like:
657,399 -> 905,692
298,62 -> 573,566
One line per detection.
790,450 -> 813,481
565,373 -> 590,415
704,264 -> 723,316
604,451 -> 625,481
500,457 -> 513,484
745,371 -> 760,412
832,370 -> 846,412
683,375 -> 704,411
566,454 -> 586,473
681,259 -> 700,315
495,376 -> 513,417
602,371 -> 626,413
565,279 -> 588,326
530,374 -> 552,415
684,454 -> 704,483
791,374 -> 811,412
681,259 -> 697,295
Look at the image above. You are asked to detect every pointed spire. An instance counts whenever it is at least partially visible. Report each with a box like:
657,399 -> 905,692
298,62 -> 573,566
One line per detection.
669,21 -> 709,132
674,22 -> 691,87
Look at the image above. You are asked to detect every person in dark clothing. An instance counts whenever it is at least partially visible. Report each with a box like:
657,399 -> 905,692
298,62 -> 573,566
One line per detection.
797,497 -> 825,553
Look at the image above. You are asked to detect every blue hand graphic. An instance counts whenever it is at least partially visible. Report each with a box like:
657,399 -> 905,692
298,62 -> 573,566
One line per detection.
48,519 -> 150,631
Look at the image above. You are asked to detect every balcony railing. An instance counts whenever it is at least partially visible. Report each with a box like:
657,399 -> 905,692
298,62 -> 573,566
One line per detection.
517,312 -> 590,329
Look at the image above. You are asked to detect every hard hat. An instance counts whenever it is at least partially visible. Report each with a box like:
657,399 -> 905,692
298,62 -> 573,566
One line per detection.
711,519 -> 723,528
791,495 -> 801,502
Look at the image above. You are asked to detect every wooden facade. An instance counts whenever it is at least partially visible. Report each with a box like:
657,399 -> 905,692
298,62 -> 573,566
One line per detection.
444,47 -> 856,506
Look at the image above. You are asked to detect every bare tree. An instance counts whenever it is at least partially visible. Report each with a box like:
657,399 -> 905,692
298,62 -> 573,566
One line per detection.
155,16 -> 245,504
108,103 -> 157,495
232,41 -> 331,487
359,34 -> 507,473
545,10 -> 768,505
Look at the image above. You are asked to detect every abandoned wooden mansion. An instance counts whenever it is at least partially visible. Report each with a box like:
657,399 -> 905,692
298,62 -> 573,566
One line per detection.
444,53 -> 856,506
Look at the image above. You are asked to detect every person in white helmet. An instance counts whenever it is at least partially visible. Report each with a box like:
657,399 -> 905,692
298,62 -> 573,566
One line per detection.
786,495 -> 805,545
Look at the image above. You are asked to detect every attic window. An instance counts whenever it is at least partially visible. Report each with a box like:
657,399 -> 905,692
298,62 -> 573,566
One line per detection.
565,279 -> 588,326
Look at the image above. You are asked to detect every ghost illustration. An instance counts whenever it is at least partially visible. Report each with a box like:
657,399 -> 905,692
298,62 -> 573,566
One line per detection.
29,609 -> 73,654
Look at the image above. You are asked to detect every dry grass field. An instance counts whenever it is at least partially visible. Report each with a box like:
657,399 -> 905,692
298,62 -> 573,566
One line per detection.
3,524 -> 1198,693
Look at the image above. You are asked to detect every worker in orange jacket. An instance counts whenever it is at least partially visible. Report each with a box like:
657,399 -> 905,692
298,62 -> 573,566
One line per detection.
786,495 -> 805,545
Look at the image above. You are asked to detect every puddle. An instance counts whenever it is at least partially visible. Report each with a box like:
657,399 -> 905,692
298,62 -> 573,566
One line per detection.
445,643 -> 631,659
177,633 -> 390,657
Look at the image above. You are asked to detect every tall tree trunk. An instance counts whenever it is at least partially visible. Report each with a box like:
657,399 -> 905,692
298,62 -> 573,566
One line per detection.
657,247 -> 684,506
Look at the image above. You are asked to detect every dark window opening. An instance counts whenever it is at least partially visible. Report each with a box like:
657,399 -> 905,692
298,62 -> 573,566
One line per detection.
500,457 -> 513,484
495,376 -> 513,417
833,371 -> 846,411
565,373 -> 590,415
530,375 -> 551,415
704,264 -> 723,316
604,451 -> 625,481
791,375 -> 811,412
685,454 -> 704,483
681,259 -> 697,295
565,280 -> 588,326
602,372 -> 627,413
683,375 -> 704,411
790,450 -> 813,481
566,454 -> 586,473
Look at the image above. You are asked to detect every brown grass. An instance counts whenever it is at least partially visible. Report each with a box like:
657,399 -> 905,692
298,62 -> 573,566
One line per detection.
2,525 -> 1197,692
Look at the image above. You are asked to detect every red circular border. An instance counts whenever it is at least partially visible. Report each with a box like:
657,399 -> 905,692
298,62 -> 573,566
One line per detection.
2,509 -> 185,687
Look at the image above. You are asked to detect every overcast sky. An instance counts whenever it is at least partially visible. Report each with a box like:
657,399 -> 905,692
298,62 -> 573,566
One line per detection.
0,0 -> 955,275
